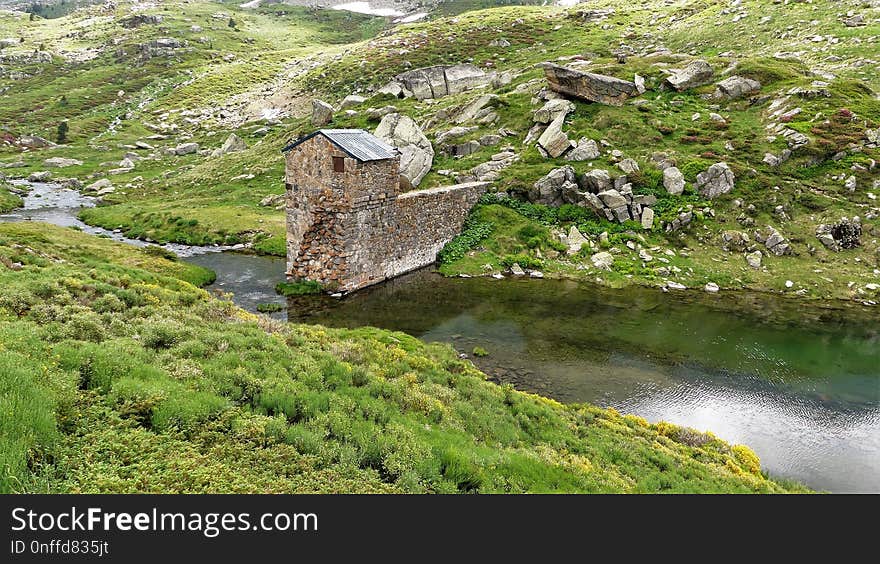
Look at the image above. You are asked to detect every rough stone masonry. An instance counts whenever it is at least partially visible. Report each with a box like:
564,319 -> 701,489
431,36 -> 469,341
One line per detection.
284,129 -> 488,292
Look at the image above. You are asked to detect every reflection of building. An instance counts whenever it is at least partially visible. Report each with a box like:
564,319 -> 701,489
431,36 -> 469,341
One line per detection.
283,129 -> 488,292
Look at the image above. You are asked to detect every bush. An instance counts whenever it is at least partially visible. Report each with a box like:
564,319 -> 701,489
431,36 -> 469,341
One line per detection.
500,254 -> 543,270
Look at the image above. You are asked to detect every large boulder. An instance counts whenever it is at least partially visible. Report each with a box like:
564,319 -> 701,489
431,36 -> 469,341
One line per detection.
19,135 -> 56,149
665,60 -> 714,91
695,162 -> 735,199
536,113 -> 572,158
311,99 -> 334,127
540,63 -> 638,106
580,169 -> 612,193
374,113 -> 434,188
211,133 -> 247,157
382,64 -> 492,100
714,76 -> 761,99
173,142 -> 199,156
529,166 -> 577,206
663,166 -> 686,195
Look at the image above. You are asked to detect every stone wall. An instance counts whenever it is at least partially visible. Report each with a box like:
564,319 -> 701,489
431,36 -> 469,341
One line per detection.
285,134 -> 489,292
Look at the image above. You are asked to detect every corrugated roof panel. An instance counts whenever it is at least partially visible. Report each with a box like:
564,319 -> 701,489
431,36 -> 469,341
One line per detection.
282,129 -> 398,162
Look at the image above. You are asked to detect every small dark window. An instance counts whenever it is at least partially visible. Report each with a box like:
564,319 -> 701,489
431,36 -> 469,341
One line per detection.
332,156 -> 345,173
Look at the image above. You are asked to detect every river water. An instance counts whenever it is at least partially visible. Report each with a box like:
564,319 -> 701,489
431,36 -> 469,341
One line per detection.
3,181 -> 878,492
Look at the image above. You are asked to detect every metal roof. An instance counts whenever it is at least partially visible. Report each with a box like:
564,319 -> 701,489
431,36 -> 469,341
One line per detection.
282,129 -> 398,162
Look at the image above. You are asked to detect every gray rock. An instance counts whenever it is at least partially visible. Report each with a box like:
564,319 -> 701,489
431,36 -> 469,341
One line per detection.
715,75 -> 761,99
617,158 -> 639,175
510,263 -> 526,276
581,169 -> 612,193
211,133 -> 247,157
533,99 -> 575,124
311,99 -> 334,127
746,250 -> 762,269
567,226 -> 589,254
598,189 -> 627,209
566,138 -> 600,161
536,113 -> 572,158
641,207 -> 654,230
18,135 -> 56,149
173,142 -> 199,156
665,60 -> 714,91
663,166 -> 686,195
43,157 -> 82,168
591,251 -> 614,270
374,113 -> 434,188
705,282 -> 720,293
340,95 -> 367,110
84,179 -> 113,193
540,63 -> 639,106
455,94 -> 499,124
634,74 -> 646,94
389,64 -> 492,100
529,166 -> 577,206
695,162 -> 735,199
366,105 -> 398,121
27,171 -> 51,182
756,225 -> 790,256
436,126 -> 478,146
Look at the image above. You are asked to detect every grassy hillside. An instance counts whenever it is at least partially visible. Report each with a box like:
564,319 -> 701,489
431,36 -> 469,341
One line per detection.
1,0 -> 877,299
0,222 -> 803,493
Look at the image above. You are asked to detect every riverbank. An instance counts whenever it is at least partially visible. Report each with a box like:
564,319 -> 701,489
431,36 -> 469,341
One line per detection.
0,221 -> 803,493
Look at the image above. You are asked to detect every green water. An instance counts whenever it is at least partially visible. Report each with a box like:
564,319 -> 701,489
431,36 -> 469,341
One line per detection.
290,268 -> 880,492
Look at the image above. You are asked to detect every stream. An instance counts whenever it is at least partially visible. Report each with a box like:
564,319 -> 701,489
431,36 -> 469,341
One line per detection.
2,181 -> 878,492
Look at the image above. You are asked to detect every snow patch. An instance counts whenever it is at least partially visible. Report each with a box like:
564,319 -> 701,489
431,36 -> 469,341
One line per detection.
333,2 -> 404,17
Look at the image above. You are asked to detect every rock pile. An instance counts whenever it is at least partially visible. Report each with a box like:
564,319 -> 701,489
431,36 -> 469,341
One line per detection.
816,217 -> 861,251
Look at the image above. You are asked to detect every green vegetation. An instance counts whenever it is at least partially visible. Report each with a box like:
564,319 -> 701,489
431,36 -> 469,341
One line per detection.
0,184 -> 23,213
276,280 -> 322,296
256,302 -> 285,313
0,222 -> 803,493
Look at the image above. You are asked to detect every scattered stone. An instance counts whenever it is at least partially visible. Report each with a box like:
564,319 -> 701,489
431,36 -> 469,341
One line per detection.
721,230 -> 751,251
617,158 -> 639,175
533,99 -> 575,124
641,207 -> 654,230
666,281 -> 687,290
311,99 -> 334,127
173,142 -> 199,156
366,106 -> 398,121
374,113 -> 434,188
27,171 -> 51,182
211,133 -> 247,157
529,270 -> 544,279
134,141 -> 154,150
340,95 -> 367,110
663,167 -> 686,195
746,250 -> 762,269
581,169 -> 612,193
714,76 -> 761,99
755,225 -> 790,256
844,175 -> 857,192
785,280 -> 794,289
84,179 -> 113,194
566,225 -> 589,255
120,14 -> 163,28
510,263 -> 526,276
566,138 -> 600,161
695,162 -> 735,199
43,157 -> 82,168
591,251 -> 614,270
540,62 -> 639,106
18,135 -> 56,149
705,282 -> 720,293
665,60 -> 714,91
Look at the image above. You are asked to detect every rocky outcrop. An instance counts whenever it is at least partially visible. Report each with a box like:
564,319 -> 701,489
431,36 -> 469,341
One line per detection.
816,217 -> 861,251
454,94 -> 499,124
665,60 -> 714,91
529,166 -> 577,206
663,166 -> 686,195
715,76 -> 761,99
211,133 -> 247,157
381,64 -> 493,100
311,99 -> 334,127
340,95 -> 367,110
540,63 -> 639,106
374,113 -> 434,188
695,162 -> 734,198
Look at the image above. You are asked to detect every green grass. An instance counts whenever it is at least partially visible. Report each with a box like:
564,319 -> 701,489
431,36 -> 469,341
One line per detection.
0,221 -> 804,493
0,184 -> 23,213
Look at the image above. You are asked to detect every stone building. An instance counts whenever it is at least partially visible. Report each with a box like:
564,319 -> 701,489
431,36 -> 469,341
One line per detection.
283,129 -> 488,292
